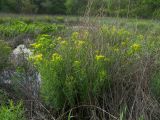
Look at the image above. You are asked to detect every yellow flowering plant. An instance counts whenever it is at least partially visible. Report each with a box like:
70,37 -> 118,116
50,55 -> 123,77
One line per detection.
29,25 -> 145,109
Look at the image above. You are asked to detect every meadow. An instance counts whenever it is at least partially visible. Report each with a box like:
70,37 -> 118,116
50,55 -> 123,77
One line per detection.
0,14 -> 160,120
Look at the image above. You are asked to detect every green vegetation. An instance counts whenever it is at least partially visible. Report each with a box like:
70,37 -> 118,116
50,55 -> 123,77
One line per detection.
0,101 -> 25,120
0,0 -> 160,19
0,20 -> 64,39
30,26 -> 147,109
0,14 -> 159,119
0,1 -> 160,118
0,40 -> 11,72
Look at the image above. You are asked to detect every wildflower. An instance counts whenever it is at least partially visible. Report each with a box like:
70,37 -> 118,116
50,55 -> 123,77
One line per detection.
113,48 -> 119,52
60,40 -> 68,46
52,53 -> 62,62
72,32 -> 79,40
31,43 -> 42,49
77,40 -> 85,47
131,43 -> 141,51
57,36 -> 62,41
30,54 -> 43,64
36,54 -> 43,61
95,55 -> 106,61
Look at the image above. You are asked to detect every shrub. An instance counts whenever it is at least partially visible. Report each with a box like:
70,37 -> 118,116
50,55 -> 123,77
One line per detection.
0,40 -> 11,72
0,101 -> 25,120
30,25 -> 145,109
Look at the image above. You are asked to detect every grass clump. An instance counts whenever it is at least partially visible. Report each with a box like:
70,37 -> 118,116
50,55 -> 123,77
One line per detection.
0,40 -> 11,72
0,101 -> 25,120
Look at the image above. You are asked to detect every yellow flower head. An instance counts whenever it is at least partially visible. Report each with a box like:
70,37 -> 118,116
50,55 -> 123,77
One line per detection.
31,54 -> 43,63
52,53 -> 62,62
31,43 -> 42,49
95,55 -> 106,61
131,43 -> 141,51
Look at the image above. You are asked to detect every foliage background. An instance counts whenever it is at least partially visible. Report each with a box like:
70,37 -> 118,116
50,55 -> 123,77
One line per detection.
0,0 -> 160,18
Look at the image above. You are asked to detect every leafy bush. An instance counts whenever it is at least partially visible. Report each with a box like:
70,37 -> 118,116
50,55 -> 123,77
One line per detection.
30,25 -> 145,109
0,40 -> 11,72
0,101 -> 25,120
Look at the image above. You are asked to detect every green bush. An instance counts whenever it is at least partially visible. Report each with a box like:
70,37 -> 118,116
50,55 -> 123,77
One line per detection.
0,40 -> 11,72
30,25 -> 145,109
0,101 -> 25,120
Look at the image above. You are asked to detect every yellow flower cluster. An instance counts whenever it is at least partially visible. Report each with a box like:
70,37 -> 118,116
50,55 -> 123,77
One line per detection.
75,40 -> 85,48
131,43 -> 141,51
95,54 -> 110,62
95,55 -> 106,61
72,32 -> 79,40
31,43 -> 42,49
30,53 -> 43,64
52,53 -> 62,62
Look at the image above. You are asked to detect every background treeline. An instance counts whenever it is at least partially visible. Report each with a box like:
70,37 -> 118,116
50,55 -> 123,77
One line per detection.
0,0 -> 160,18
